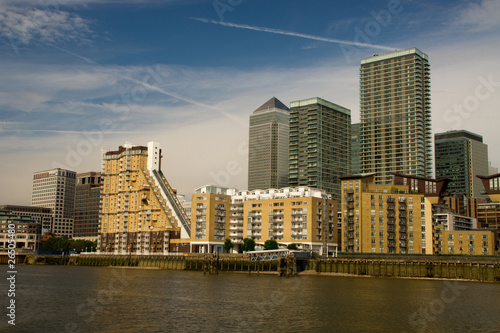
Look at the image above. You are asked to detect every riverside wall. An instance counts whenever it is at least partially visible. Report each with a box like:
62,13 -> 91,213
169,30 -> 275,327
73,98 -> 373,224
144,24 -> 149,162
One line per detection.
17,254 -> 500,282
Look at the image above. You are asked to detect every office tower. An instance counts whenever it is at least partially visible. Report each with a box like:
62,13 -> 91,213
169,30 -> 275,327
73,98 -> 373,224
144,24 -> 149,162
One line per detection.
31,168 -> 76,238
435,130 -> 489,198
74,172 -> 102,240
289,97 -> 351,201
98,142 -> 191,254
360,48 -> 431,184
351,123 -> 361,174
248,97 -> 290,190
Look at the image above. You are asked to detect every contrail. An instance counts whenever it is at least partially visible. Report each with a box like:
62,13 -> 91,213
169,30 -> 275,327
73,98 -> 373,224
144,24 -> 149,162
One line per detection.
193,17 -> 396,51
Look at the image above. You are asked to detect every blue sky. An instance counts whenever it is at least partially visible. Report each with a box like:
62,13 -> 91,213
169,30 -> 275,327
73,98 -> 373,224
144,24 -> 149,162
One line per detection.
1,0 -> 499,204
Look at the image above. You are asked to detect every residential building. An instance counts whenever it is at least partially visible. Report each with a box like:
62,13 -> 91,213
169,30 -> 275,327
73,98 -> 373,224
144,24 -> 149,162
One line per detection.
477,173 -> 500,229
435,130 -> 489,198
98,142 -> 191,254
289,97 -> 351,201
191,186 -> 338,254
190,186 -> 232,253
31,168 -> 76,238
360,48 -> 432,184
0,210 -> 42,253
340,173 -> 450,254
74,172 -> 102,241
433,226 -> 496,255
241,187 -> 338,255
248,97 -> 290,190
351,123 -> 361,174
0,205 -> 52,232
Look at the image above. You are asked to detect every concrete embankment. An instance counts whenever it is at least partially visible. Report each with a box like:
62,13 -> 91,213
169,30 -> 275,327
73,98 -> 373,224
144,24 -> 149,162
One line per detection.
304,258 -> 500,282
19,254 -> 500,282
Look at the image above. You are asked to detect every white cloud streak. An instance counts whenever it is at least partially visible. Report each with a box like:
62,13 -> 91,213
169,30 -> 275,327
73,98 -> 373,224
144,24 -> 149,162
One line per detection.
192,17 -> 396,51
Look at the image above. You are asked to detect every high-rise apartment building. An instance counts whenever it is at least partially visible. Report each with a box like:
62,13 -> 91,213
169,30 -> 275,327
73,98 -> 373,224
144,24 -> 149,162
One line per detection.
351,123 -> 361,174
435,130 -> 489,198
98,142 -> 191,254
289,97 -> 351,201
360,48 -> 432,184
248,97 -> 290,190
74,172 -> 102,241
31,168 -> 76,238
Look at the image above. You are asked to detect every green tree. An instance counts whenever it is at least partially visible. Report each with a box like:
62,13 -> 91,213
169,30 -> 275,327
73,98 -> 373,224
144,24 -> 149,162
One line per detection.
223,238 -> 234,253
264,239 -> 279,250
241,238 -> 256,252
287,243 -> 298,250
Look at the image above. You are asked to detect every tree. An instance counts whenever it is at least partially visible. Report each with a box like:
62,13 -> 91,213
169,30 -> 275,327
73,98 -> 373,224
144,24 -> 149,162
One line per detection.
224,238 -> 234,253
287,243 -> 298,250
241,238 -> 256,252
264,239 -> 279,250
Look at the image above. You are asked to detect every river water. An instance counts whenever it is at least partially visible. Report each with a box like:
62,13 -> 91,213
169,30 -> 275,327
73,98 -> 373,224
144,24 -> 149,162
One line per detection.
1,265 -> 499,333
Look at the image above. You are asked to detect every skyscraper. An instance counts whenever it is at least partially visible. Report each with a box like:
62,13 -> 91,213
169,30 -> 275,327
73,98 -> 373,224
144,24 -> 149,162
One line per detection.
31,168 -> 76,238
74,172 -> 102,240
248,97 -> 290,190
435,130 -> 489,198
360,48 -> 431,184
288,97 -> 351,201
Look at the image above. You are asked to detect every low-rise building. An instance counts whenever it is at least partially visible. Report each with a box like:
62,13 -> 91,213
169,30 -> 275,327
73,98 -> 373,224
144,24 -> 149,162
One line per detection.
0,210 -> 42,253
0,205 -> 52,233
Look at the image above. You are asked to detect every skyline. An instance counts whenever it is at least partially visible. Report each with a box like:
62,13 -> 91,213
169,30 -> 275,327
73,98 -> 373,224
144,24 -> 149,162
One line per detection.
1,0 -> 499,205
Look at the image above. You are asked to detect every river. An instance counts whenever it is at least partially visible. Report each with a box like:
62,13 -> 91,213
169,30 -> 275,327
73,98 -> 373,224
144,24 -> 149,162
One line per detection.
1,265 -> 499,332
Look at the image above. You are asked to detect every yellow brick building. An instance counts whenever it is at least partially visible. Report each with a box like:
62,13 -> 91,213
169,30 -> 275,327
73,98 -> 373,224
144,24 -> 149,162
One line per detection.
243,192 -> 338,254
190,186 -> 338,255
434,226 -> 496,255
98,142 -> 191,254
190,186 -> 231,253
340,174 -> 425,254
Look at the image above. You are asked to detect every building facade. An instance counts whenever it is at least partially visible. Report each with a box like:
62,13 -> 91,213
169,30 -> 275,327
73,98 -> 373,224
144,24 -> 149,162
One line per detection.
190,186 -> 232,253
435,130 -> 489,198
433,226 -> 496,255
289,97 -> 351,201
360,48 -> 432,184
98,142 -> 191,254
0,205 -> 52,233
248,97 -> 290,190
191,186 -> 338,254
0,210 -> 42,253
74,172 -> 102,241
351,123 -> 361,175
31,168 -> 76,238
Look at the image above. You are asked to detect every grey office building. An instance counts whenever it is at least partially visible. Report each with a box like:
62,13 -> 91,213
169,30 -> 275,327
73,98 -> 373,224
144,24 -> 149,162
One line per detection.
248,97 -> 290,190
435,130 -> 489,198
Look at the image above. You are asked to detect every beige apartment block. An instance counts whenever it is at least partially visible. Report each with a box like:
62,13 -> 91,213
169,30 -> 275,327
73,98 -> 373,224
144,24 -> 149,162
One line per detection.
190,186 -> 232,253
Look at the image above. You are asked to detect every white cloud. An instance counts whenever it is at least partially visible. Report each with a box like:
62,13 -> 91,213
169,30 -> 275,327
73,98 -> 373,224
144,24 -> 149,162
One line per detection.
454,0 -> 500,31
0,4 -> 93,47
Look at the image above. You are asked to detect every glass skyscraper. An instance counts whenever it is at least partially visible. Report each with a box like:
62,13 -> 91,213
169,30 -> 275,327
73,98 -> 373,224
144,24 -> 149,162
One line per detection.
435,130 -> 489,198
288,97 -> 351,201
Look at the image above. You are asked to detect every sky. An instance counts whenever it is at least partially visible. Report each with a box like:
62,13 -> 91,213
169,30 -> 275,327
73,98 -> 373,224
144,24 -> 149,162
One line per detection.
0,0 -> 499,205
